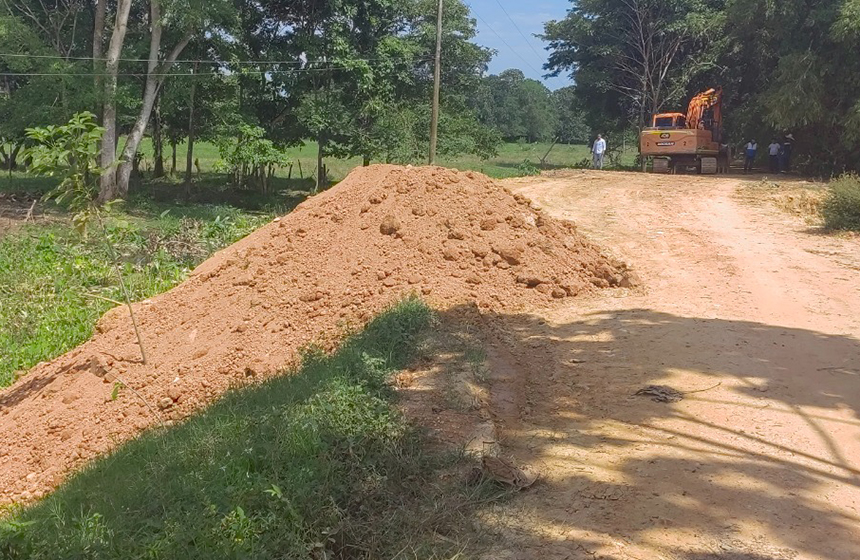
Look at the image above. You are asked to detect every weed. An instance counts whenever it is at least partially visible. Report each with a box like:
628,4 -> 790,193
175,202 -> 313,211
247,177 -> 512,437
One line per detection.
516,159 -> 540,176
0,300 -> 496,559
822,173 -> 860,231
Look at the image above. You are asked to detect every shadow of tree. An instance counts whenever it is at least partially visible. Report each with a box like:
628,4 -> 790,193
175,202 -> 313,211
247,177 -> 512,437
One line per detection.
439,306 -> 860,559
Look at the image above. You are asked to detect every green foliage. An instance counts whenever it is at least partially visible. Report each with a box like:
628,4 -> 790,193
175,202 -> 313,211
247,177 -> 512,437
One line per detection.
0,206 -> 270,386
0,300 -> 494,559
821,174 -> 860,230
214,124 -> 289,190
517,159 -> 540,176
553,86 -> 590,145
474,69 -> 558,143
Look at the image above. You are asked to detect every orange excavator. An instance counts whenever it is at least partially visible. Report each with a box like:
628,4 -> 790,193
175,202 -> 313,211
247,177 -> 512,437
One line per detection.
639,87 -> 727,174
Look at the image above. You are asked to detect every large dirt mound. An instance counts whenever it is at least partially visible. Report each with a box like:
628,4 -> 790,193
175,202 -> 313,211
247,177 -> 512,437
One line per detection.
0,165 -> 628,503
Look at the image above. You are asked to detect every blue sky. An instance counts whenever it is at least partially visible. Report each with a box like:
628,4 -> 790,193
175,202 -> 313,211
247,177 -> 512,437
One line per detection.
467,0 -> 573,90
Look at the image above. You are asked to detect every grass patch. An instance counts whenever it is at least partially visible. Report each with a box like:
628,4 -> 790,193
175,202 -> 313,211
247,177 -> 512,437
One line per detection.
822,173 -> 860,231
0,299 -> 495,559
0,204 -> 272,386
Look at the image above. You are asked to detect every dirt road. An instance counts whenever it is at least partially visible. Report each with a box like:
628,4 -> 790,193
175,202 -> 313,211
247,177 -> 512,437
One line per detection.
478,171 -> 860,559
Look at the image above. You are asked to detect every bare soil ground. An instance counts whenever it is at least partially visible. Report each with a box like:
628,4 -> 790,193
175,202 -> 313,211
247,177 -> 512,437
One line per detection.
472,170 -> 860,559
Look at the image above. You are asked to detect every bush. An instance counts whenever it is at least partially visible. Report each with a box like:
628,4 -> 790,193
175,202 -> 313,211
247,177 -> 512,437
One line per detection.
516,159 -> 540,176
821,174 -> 860,230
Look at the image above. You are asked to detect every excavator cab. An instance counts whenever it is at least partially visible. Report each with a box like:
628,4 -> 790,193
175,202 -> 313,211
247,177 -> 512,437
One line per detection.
651,113 -> 687,129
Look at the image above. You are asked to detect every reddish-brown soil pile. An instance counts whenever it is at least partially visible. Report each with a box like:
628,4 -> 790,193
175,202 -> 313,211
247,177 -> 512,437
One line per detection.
0,165 -> 627,503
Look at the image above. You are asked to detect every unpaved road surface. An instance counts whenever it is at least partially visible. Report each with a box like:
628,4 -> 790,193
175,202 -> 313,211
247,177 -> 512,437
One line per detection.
478,171 -> 860,559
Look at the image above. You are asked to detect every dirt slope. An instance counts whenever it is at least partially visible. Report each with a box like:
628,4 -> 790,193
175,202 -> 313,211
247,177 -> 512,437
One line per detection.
476,170 -> 860,560
0,164 -> 624,504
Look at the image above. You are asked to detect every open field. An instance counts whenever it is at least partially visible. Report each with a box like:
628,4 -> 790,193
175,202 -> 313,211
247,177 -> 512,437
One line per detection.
0,141 -> 637,198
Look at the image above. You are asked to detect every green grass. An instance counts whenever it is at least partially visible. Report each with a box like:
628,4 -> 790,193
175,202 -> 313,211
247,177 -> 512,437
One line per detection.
136,139 -> 603,181
0,299 -> 495,559
0,140 -> 632,200
0,204 -> 274,386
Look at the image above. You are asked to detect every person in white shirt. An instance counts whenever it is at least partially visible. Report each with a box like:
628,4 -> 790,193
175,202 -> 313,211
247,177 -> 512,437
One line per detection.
592,134 -> 607,169
743,139 -> 758,172
767,139 -> 781,173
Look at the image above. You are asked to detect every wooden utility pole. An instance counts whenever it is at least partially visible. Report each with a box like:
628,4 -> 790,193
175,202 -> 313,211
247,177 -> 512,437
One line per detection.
429,0 -> 443,165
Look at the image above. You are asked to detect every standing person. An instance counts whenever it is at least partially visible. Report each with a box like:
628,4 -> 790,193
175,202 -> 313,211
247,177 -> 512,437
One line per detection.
743,139 -> 758,173
781,134 -> 794,173
592,134 -> 607,169
767,138 -> 781,173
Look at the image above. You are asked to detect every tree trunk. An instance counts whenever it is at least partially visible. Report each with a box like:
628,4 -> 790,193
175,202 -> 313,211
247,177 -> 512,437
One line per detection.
93,0 -> 107,119
152,96 -> 165,178
184,61 -> 199,188
171,138 -> 177,174
316,134 -> 326,192
98,0 -> 132,202
362,155 -> 370,167
113,0 -> 192,198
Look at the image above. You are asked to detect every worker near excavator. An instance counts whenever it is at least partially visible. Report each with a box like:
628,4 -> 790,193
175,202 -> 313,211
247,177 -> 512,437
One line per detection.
743,139 -> 758,173
592,134 -> 607,169
781,134 -> 794,172
767,139 -> 781,173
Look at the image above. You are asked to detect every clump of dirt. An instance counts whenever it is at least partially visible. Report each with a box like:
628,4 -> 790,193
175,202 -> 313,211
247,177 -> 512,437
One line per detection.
0,164 -> 630,504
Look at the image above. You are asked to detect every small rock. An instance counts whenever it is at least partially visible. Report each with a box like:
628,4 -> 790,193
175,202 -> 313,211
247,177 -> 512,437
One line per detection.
380,215 -> 401,236
376,270 -> 388,280
535,283 -> 553,295
408,274 -> 422,285
552,288 -> 567,299
442,247 -> 460,261
466,274 -> 482,285
448,228 -> 467,240
471,244 -> 490,258
383,277 -> 397,287
158,397 -> 173,410
479,218 -> 497,231
168,386 -> 182,402
494,244 -> 524,265
516,274 -> 547,288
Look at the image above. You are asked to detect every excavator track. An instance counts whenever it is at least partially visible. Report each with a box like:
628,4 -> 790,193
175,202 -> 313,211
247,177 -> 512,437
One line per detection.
652,158 -> 670,174
700,157 -> 718,175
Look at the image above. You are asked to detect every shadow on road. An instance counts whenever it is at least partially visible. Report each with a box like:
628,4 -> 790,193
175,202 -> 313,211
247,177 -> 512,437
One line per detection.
439,305 -> 860,559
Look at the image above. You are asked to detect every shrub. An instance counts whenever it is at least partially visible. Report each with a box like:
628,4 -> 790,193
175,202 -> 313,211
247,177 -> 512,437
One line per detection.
516,159 -> 540,176
821,173 -> 860,231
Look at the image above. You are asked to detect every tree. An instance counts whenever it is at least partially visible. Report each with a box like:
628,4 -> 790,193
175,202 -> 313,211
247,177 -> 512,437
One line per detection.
709,0 -> 860,173
553,86 -> 589,144
473,69 -> 558,142
543,0 -> 723,135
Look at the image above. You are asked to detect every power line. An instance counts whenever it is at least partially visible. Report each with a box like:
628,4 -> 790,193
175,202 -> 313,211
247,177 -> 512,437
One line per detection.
0,51 -> 433,66
491,0 -> 546,66
463,2 -> 543,77
0,61 -> 430,78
